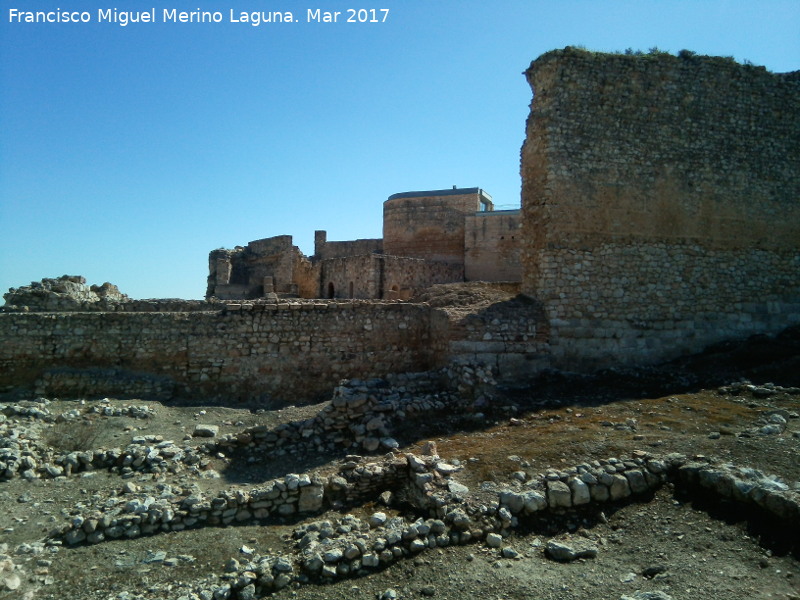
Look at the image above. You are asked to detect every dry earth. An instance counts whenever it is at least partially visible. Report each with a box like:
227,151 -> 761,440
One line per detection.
2,287 -> 799,600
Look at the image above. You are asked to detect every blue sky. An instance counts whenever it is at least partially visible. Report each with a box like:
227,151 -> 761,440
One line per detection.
2,1 -> 798,300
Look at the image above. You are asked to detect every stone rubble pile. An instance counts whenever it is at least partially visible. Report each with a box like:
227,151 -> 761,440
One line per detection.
0,399 -> 53,421
2,275 -> 129,311
51,448 -> 673,553
1,363 -> 498,485
0,400 -> 162,482
212,371 -> 470,456
1,398 -> 154,423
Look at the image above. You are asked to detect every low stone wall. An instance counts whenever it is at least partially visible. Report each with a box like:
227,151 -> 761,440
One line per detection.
0,293 -> 553,403
0,302 -> 446,403
48,449 -> 800,599
0,369 -> 483,483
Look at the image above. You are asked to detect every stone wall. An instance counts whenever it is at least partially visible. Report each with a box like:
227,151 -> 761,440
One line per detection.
314,230 -> 383,260
381,255 -> 464,300
383,188 -> 493,266
446,293 -> 550,377
319,255 -> 463,300
318,255 -> 379,299
520,48 -> 800,370
464,210 -> 522,282
0,303 -> 448,403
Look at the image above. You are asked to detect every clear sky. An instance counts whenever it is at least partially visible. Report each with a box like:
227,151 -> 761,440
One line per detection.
1,1 -> 798,300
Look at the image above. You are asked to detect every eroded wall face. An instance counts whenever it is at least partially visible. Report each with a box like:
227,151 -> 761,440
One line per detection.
521,49 -> 800,369
464,211 -> 522,282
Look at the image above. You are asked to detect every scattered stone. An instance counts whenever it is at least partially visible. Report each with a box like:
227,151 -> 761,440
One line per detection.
193,425 -> 219,438
447,480 -> 469,497
369,512 -> 387,528
143,551 -> 167,564
642,564 -> 668,579
420,441 -> 438,456
545,540 -> 598,562
363,438 -> 380,452
486,533 -> 503,548
501,547 -> 520,559
1,572 -> 21,591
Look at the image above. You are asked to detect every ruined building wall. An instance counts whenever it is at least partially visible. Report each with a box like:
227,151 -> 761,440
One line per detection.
0,303 -> 448,403
292,253 -> 319,299
464,211 -> 522,282
383,189 -> 492,266
208,236 -> 310,300
520,48 -> 800,370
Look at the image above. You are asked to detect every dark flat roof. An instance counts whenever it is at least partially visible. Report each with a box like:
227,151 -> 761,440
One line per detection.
387,188 -> 493,202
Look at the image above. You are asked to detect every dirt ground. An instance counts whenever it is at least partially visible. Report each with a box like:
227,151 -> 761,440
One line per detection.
2,288 -> 799,600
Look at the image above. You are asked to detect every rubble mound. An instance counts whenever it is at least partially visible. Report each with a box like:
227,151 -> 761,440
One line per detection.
2,275 -> 129,311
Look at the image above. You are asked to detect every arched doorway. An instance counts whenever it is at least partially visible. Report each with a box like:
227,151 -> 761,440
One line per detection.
327,282 -> 335,298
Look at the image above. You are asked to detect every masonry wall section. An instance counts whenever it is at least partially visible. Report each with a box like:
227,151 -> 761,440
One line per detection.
520,48 -> 800,370
0,304 -> 448,403
383,191 -> 484,266
464,211 -> 522,282
314,231 -> 383,261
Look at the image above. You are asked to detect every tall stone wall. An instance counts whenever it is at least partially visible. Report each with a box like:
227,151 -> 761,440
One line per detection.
464,210 -> 522,282
521,48 -> 800,370
0,303 -> 447,403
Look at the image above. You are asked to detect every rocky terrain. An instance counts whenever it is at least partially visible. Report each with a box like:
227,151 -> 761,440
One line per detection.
1,288 -> 799,600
